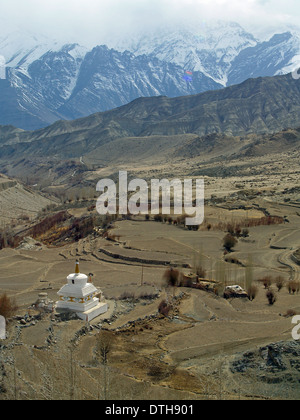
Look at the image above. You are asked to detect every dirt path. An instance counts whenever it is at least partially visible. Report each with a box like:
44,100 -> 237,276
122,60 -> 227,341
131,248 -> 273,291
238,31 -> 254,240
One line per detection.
167,237 -> 212,260
278,249 -> 300,282
270,226 -> 300,249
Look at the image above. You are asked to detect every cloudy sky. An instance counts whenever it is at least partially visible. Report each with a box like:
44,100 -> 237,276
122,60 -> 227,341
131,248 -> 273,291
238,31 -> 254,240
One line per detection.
1,0 -> 299,45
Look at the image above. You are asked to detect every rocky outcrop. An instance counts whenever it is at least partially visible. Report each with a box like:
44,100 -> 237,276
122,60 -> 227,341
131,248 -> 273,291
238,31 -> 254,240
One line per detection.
0,180 -> 17,192
231,341 -> 300,385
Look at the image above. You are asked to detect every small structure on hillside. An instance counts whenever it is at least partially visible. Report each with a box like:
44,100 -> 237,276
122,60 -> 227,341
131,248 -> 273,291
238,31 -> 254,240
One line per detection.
224,285 -> 248,299
56,261 -> 108,321
34,293 -> 55,313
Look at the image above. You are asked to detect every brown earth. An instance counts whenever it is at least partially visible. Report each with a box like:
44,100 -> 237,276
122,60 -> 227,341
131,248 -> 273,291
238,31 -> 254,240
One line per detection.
0,192 -> 299,400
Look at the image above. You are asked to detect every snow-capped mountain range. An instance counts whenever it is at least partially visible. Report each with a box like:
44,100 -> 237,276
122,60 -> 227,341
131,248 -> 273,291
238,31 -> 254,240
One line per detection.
110,21 -> 258,86
0,20 -> 299,130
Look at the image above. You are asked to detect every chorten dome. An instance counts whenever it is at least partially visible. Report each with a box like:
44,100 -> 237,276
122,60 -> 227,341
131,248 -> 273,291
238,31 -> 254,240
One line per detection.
64,262 -> 95,296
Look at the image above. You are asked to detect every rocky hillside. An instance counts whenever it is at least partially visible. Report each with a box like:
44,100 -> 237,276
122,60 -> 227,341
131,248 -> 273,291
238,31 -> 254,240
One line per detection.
0,74 -> 299,187
0,44 -> 222,130
0,73 -> 299,156
231,341 -> 300,399
0,174 -> 54,226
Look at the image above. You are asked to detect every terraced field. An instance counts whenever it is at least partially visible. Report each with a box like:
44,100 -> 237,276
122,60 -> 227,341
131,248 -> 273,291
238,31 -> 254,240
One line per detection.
0,196 -> 299,400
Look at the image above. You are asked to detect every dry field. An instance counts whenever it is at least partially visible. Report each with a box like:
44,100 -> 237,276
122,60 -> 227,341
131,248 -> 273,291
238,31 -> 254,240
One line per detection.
0,189 -> 299,400
0,80 -> 299,400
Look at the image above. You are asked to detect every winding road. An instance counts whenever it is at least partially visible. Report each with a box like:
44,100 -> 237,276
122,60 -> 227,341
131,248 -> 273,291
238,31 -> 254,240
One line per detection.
278,249 -> 300,282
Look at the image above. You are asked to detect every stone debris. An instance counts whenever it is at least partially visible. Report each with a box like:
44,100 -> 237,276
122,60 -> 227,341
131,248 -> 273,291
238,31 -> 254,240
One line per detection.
231,341 -> 300,384
17,237 -> 43,251
32,293 -> 55,313
224,285 -> 248,299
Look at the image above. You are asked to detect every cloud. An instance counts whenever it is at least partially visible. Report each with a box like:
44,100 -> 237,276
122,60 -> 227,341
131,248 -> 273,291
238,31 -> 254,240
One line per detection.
0,0 -> 299,45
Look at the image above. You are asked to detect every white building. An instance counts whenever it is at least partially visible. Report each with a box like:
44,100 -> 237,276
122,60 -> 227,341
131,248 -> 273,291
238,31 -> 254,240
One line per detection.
56,261 -> 108,322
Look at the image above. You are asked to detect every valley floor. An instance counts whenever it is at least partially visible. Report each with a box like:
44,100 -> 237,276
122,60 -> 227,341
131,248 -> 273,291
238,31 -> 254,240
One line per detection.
0,196 -> 299,400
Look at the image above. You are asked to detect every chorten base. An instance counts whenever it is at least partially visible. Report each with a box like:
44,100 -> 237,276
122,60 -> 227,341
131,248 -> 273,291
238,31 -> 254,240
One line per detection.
76,302 -> 108,322
56,302 -> 108,322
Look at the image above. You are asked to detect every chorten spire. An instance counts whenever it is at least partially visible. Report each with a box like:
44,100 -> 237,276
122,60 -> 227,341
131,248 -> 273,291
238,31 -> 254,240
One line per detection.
75,260 -> 80,274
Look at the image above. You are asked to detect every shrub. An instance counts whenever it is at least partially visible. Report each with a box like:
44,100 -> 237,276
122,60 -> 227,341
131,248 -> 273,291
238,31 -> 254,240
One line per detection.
258,276 -> 273,289
138,292 -> 159,300
242,228 -> 249,238
225,256 -> 240,265
223,234 -> 238,252
247,284 -> 258,301
226,223 -> 235,235
235,225 -> 242,237
0,293 -> 18,318
119,291 -> 135,300
275,276 -> 285,292
283,309 -> 297,318
266,289 -> 277,305
163,268 -> 179,288
287,281 -> 300,295
158,300 -> 171,317
147,364 -> 164,379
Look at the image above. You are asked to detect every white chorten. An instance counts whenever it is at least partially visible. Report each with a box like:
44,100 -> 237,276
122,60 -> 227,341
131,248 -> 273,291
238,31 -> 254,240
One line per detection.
56,261 -> 108,322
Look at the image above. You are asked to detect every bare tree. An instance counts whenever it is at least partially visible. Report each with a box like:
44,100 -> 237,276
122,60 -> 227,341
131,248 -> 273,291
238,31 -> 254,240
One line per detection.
68,342 -> 77,400
95,331 -> 114,400
163,267 -> 180,298
266,289 -> 277,305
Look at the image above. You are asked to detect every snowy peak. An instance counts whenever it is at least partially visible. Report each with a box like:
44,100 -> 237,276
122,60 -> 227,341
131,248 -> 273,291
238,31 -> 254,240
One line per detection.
227,31 -> 300,85
0,27 -> 57,68
60,44 -> 88,61
275,31 -> 300,74
109,21 -> 258,86
0,20 -> 300,130
0,20 -> 89,73
110,20 -> 256,53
